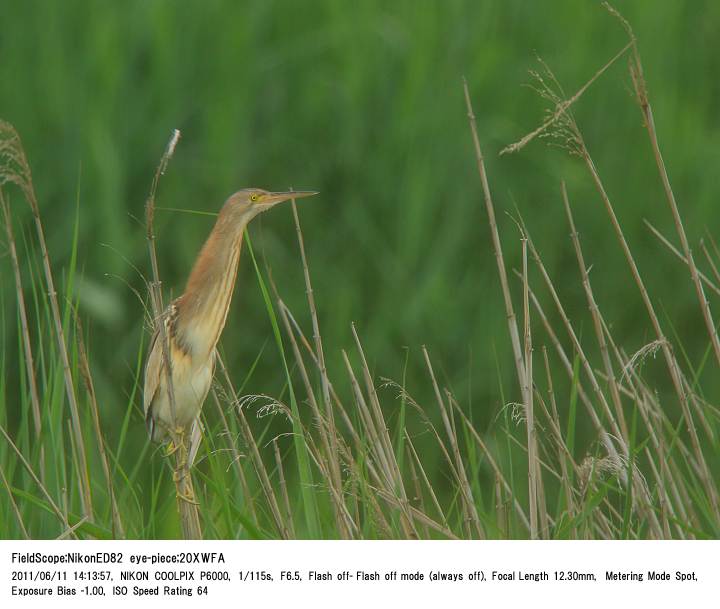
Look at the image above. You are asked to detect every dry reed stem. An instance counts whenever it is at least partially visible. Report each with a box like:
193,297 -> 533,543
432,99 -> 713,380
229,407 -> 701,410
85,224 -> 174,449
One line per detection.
448,400 -> 531,530
341,350 -> 393,486
562,183 -> 628,440
502,427 -> 564,485
290,423 -> 360,539
404,432 -> 449,528
462,79 -> 528,406
143,129 -> 202,540
642,445 -> 674,538
516,101 -> 696,532
705,232 -> 720,289
282,304 -> 395,517
217,356 -> 288,538
144,129 -> 180,425
280,303 -> 395,514
402,388 -> 483,535
279,298 -> 377,468
75,317 -> 125,538
341,348 -> 417,537
536,361 -> 576,468
351,324 -> 406,493
324,422 -> 392,538
700,240 -> 720,289
644,221 -> 720,297
56,517 -> 89,540
538,58 -> 720,514
497,35 -> 717,515
680,375 -> 716,444
66,419 -> 85,514
350,327 -> 416,526
707,232 -> 720,264
521,236 -> 539,539
577,139 -> 718,517
273,438 -> 296,538
290,202 -> 344,517
494,476 -> 506,537
279,301 -> 357,435
210,389 -> 259,525
422,347 -> 483,538
0,121 -> 93,519
625,25 -> 720,373
541,347 -> 577,537
371,487 -> 458,539
521,274 -> 621,461
520,244 -> 660,535
405,444 -> 431,538
0,423 -> 74,536
593,331 -> 686,534
0,189 -> 41,439
519,234 -> 627,458
0,464 -> 29,538
276,298 -> 352,537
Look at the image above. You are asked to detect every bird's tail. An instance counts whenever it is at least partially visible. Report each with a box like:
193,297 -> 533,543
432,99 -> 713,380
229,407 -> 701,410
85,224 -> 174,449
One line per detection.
188,417 -> 204,466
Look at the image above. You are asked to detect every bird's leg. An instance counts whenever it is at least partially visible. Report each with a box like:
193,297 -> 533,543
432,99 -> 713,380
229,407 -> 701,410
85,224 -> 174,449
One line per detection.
176,487 -> 199,505
165,427 -> 185,457
164,423 -> 185,456
165,438 -> 181,457
174,426 -> 188,467
171,427 -> 198,504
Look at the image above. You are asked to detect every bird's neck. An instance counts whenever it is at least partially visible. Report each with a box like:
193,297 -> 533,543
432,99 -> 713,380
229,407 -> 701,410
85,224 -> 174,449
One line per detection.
175,218 -> 248,360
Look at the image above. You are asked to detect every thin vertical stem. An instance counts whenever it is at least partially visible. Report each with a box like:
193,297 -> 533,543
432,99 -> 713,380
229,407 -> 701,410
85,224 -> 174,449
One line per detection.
521,237 -> 538,539
463,79 -> 528,406
562,182 -> 628,441
290,202 -> 347,538
143,129 -> 203,539
628,24 -> 720,371
1,189 -> 41,438
0,122 -> 92,518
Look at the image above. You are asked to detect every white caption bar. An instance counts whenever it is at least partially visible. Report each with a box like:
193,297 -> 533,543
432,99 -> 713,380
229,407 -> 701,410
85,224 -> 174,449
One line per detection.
1,540 -> 715,608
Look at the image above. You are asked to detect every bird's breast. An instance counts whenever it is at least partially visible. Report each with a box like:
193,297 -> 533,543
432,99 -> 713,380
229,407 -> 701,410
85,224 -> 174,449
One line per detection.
153,343 -> 214,432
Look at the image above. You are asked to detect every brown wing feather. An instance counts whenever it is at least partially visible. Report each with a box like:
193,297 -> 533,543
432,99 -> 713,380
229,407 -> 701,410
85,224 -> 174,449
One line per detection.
187,349 -> 216,464
187,349 -> 216,462
143,326 -> 163,438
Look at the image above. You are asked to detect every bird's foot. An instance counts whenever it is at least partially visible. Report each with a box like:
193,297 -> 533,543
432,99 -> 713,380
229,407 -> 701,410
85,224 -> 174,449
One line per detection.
173,468 -> 191,483
166,426 -> 187,457
176,491 -> 198,505
176,489 -> 199,505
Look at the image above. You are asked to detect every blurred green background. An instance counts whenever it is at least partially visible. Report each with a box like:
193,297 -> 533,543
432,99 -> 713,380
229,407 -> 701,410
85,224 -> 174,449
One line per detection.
1,1 -> 719,493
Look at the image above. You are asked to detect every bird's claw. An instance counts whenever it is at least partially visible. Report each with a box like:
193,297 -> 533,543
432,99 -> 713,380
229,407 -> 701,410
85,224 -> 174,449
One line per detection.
173,468 -> 191,483
166,427 -> 187,457
176,490 -> 199,505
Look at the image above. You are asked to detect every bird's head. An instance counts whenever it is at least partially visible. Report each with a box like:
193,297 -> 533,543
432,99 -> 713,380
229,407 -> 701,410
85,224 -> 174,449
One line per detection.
223,188 -> 318,223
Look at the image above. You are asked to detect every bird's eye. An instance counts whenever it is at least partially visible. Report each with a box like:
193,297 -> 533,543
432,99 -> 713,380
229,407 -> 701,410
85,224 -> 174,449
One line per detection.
250,193 -> 259,202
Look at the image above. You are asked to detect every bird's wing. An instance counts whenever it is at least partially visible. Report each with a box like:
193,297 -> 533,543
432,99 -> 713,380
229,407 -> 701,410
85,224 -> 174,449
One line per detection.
143,325 -> 163,437
187,349 -> 216,465
144,300 -> 182,440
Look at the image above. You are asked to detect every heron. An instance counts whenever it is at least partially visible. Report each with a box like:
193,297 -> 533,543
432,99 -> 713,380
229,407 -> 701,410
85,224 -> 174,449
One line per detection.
143,188 -> 318,486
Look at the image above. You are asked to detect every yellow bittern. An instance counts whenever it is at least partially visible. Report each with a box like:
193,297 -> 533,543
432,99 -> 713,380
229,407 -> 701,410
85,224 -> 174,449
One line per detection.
143,188 -> 317,463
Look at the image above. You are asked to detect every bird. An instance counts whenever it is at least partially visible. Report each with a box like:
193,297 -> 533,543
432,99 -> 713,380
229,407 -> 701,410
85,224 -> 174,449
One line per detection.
143,188 -> 318,468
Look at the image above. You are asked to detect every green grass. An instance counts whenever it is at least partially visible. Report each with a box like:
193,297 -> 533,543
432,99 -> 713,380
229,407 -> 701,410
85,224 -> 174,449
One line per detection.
1,3 -> 720,539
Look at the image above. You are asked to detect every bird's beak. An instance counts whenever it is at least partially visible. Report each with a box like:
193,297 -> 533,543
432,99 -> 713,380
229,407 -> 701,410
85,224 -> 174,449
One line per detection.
262,190 -> 319,207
